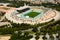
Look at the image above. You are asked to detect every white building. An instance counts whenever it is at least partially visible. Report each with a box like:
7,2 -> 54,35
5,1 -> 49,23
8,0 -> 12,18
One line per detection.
56,0 -> 60,3
8,0 -> 56,4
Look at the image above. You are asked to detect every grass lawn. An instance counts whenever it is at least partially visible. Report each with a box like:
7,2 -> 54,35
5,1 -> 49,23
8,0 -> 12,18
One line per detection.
24,12 -> 40,18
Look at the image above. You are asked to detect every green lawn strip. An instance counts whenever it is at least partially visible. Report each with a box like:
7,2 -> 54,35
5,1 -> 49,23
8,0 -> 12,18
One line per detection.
25,12 -> 40,18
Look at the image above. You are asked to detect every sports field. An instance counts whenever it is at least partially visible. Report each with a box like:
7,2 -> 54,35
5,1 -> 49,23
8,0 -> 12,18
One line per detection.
24,12 -> 40,18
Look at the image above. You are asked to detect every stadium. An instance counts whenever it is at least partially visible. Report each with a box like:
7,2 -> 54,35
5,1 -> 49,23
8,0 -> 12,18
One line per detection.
5,6 -> 60,25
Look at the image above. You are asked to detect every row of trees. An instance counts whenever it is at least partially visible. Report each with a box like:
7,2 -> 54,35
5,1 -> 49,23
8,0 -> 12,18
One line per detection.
0,27 -> 20,35
41,3 -> 60,11
9,31 -> 33,40
0,18 -> 55,40
0,19 -> 59,40
0,18 -> 55,35
40,20 -> 60,37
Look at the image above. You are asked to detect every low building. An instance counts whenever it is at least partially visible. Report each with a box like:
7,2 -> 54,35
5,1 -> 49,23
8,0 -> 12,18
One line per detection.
55,0 -> 60,4
7,0 -> 56,4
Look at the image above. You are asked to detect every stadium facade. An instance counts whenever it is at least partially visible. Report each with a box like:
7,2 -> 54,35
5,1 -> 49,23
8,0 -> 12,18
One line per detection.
5,6 -> 60,25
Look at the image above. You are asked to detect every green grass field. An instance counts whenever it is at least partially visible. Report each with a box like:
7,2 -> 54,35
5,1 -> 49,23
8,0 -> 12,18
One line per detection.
25,12 -> 40,18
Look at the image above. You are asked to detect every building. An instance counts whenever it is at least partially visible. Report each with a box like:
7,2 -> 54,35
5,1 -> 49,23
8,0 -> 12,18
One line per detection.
55,0 -> 60,4
22,0 -> 56,4
44,0 -> 56,3
8,0 -> 56,4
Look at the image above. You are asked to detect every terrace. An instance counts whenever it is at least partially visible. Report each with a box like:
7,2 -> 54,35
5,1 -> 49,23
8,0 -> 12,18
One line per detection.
17,8 -> 30,13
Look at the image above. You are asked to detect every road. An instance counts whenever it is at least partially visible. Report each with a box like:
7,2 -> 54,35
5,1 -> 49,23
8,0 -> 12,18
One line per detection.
0,22 -> 12,26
